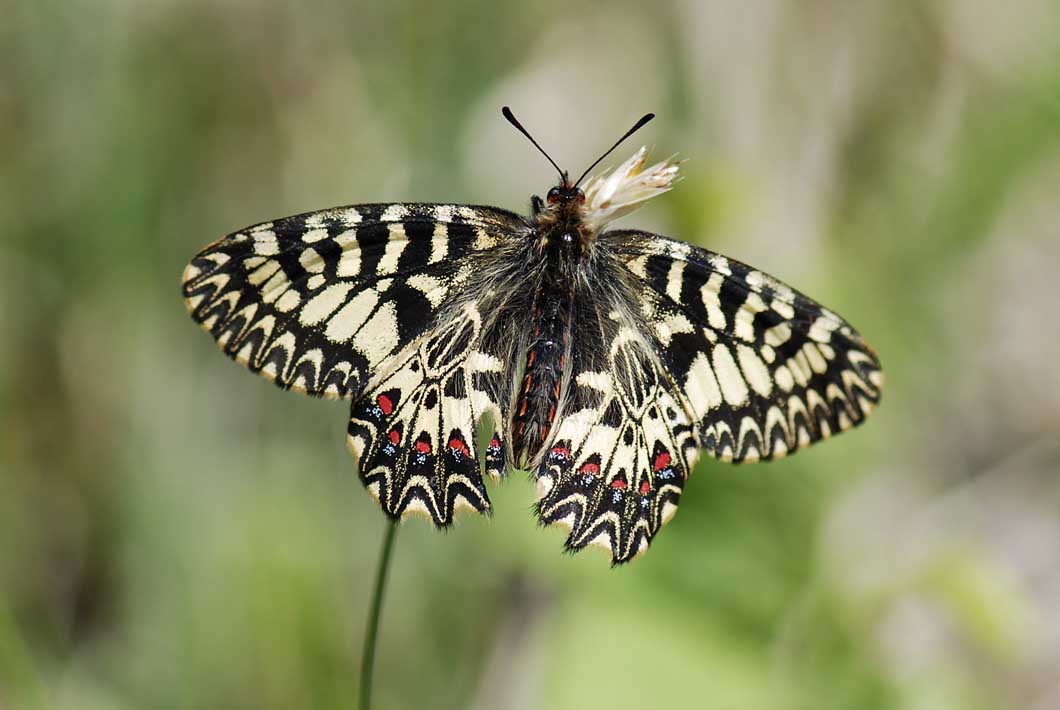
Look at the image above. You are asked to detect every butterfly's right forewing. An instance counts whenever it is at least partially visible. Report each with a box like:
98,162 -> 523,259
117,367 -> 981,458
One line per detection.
182,203 -> 527,400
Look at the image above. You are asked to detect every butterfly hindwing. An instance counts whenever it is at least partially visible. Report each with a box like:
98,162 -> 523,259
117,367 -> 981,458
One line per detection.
182,203 -> 526,400
347,303 -> 509,525
609,230 -> 883,463
534,328 -> 699,563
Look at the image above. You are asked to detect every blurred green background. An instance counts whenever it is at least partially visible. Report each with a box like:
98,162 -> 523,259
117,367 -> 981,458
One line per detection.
3,1 -> 1060,708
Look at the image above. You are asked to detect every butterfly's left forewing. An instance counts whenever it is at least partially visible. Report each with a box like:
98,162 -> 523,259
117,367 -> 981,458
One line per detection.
609,230 -> 883,463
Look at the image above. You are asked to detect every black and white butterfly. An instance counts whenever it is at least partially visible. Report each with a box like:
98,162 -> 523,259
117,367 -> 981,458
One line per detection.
182,108 -> 882,563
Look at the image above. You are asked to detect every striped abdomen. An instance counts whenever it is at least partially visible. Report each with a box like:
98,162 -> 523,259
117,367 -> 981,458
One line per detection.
511,282 -> 574,466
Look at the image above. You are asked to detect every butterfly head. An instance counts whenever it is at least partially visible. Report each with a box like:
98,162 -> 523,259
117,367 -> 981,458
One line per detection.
532,180 -> 589,248
545,183 -> 585,207
531,180 -> 593,255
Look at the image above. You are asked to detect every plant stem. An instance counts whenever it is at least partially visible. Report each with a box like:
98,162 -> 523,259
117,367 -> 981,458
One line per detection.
360,519 -> 398,710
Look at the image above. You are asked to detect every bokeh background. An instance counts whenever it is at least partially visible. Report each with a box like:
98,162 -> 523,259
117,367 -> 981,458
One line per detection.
3,1 -> 1060,708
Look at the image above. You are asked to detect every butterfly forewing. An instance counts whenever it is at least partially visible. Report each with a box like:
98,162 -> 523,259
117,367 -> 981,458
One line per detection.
608,230 -> 883,463
182,203 -> 526,400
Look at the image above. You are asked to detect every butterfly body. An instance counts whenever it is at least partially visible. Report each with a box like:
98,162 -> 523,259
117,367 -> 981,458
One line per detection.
183,121 -> 883,564
511,181 -> 602,465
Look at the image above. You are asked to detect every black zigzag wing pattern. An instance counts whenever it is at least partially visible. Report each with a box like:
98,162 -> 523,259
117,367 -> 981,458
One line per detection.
607,230 -> 883,463
346,303 -> 509,525
182,203 -> 526,400
533,327 -> 700,563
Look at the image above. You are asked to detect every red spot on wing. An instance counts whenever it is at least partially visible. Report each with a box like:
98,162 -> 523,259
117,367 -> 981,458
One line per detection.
578,462 -> 599,475
415,439 -> 431,454
639,480 -> 651,496
550,446 -> 570,459
376,394 -> 394,416
489,436 -> 501,449
653,452 -> 671,471
610,479 -> 627,490
388,430 -> 400,445
448,437 -> 470,457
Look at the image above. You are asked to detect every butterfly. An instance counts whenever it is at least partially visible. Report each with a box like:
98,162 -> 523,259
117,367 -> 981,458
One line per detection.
182,108 -> 883,564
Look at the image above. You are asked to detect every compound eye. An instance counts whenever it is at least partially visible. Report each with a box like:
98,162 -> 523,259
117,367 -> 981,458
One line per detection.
546,187 -> 561,204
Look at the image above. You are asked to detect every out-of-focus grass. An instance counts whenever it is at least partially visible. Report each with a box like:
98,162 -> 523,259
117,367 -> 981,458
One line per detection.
3,1 -> 1060,709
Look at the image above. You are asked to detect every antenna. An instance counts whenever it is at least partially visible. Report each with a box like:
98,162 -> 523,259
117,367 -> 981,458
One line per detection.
573,113 -> 655,187
502,106 -> 566,183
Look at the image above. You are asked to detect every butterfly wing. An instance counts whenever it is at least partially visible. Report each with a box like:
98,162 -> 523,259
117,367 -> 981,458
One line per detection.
534,325 -> 700,563
347,302 -> 509,525
182,203 -> 526,400
533,231 -> 882,563
609,230 -> 883,463
184,203 -> 525,526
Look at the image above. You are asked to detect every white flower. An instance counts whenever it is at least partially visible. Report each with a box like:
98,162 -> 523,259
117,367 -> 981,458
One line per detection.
582,146 -> 681,230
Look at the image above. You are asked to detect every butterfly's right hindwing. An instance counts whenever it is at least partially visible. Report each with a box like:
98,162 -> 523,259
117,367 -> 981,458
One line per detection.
182,203 -> 526,400
347,303 -> 509,525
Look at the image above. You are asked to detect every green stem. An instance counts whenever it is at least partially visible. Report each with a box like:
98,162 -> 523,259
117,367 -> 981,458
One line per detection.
360,519 -> 398,710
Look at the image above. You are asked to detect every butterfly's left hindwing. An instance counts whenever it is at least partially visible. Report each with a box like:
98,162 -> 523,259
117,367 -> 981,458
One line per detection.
534,329 -> 700,563
182,203 -> 526,400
